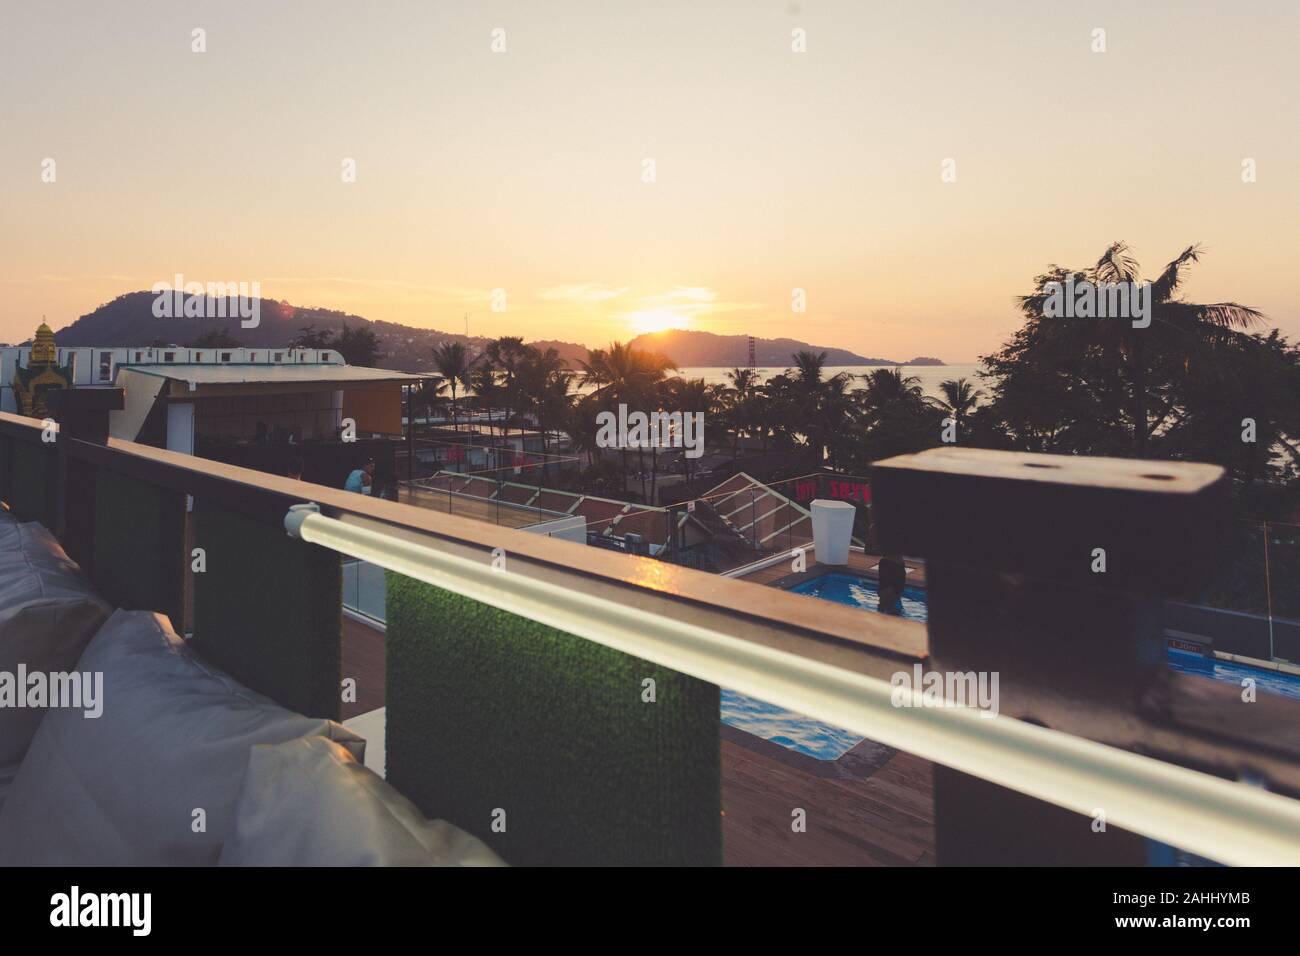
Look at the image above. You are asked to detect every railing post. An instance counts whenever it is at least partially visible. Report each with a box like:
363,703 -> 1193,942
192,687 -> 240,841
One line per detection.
871,447 -> 1230,865
48,388 -> 123,571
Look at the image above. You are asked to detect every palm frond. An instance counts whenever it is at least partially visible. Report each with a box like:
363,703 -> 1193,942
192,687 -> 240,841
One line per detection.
1094,241 -> 1139,284
1149,244 -> 1202,303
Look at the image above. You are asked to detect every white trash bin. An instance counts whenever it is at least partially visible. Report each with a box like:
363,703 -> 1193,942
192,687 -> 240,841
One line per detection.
810,499 -> 854,565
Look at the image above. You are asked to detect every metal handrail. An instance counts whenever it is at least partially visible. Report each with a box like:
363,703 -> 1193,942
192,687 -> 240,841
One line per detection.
286,504 -> 1300,867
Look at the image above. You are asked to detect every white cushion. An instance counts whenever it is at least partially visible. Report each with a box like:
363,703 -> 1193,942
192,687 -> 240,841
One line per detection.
0,762 -> 17,817
0,522 -> 110,766
219,735 -> 505,867
0,610 -> 363,866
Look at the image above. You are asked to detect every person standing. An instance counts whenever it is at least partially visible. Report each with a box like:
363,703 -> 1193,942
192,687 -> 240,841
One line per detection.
877,553 -> 907,615
344,458 -> 375,495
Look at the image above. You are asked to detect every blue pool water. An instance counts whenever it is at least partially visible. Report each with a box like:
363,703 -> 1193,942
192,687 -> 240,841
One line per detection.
1166,648 -> 1300,700
789,572 -> 929,623
719,572 -> 932,760
723,571 -> 1300,761
720,689 -> 864,761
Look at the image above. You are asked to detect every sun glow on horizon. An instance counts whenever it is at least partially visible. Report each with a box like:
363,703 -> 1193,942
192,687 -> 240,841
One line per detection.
625,308 -> 691,336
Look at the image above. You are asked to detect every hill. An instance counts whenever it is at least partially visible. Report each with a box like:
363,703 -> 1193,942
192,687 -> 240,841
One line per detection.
51,292 -> 591,372
626,328 -> 894,367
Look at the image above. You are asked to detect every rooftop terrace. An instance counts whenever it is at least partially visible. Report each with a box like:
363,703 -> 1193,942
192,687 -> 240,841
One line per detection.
2,388 -> 1298,866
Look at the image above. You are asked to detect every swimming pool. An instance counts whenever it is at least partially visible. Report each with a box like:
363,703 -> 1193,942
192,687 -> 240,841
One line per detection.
789,572 -> 929,622
1166,648 -> 1300,700
720,689 -> 864,761
789,573 -> 1298,699
725,572 -> 1300,760
718,572 -> 932,759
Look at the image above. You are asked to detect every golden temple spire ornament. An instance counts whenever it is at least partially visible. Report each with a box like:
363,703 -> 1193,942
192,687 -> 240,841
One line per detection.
13,321 -> 73,418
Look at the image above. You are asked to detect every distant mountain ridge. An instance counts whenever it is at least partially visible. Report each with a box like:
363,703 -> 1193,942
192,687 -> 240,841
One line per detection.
49,292 -> 589,372
47,291 -> 940,372
626,329 -> 899,368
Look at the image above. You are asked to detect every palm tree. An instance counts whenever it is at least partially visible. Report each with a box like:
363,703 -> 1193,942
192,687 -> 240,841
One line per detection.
567,395 -> 605,470
657,377 -> 719,496
726,367 -> 759,393
415,375 -> 448,422
936,377 -> 984,435
578,342 -> 677,493
469,365 -> 502,440
723,367 -> 759,458
787,350 -> 851,465
517,346 -> 572,483
485,336 -> 529,440
791,349 -> 827,388
854,367 -> 938,464
579,342 -> 677,405
432,341 -> 478,436
577,347 -> 611,391
1017,242 -> 1265,456
860,367 -> 925,408
818,373 -> 858,469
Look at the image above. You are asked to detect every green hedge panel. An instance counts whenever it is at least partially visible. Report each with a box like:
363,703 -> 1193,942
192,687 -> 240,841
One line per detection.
385,572 -> 722,866
192,499 -> 341,719
92,469 -> 187,630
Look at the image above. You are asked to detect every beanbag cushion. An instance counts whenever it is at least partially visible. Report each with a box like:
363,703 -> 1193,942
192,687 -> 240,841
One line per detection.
0,522 -> 111,766
0,610 -> 362,865
219,734 -> 505,867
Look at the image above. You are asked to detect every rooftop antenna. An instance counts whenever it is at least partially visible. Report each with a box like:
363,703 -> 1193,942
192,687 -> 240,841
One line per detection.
465,313 -> 469,338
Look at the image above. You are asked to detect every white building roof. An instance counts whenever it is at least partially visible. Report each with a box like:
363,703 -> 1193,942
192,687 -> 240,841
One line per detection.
117,364 -> 425,387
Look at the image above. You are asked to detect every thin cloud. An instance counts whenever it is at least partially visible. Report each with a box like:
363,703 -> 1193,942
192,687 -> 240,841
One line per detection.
630,287 -> 761,319
261,277 -> 487,301
0,274 -> 139,284
538,282 -> 630,303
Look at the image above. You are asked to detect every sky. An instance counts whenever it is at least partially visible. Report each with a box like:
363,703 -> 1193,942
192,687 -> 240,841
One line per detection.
2,0 -> 1297,362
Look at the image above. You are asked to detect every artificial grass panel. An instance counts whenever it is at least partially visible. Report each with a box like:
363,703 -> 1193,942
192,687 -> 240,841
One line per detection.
7,439 -> 57,527
92,469 -> 186,630
384,571 -> 722,866
191,498 -> 341,720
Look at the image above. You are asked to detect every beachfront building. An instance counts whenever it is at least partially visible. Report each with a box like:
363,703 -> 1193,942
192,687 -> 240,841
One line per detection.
0,340 -> 347,409
0,335 -> 425,488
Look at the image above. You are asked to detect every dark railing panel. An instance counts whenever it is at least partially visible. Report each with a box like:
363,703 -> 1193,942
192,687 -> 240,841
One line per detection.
384,572 -> 723,866
0,435 -> 11,509
92,468 -> 187,631
192,498 -> 342,720
6,436 -> 58,527
873,447 -> 1235,865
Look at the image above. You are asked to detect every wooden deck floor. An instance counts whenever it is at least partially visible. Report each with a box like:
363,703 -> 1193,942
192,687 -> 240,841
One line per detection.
340,613 -> 935,865
723,739 -> 935,866
341,613 -> 387,720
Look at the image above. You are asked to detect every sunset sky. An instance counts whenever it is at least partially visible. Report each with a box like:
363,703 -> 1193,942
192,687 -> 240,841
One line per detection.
2,0 -> 1297,361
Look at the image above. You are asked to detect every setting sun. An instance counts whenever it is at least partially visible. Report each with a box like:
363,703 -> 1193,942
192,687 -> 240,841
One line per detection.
626,308 -> 690,336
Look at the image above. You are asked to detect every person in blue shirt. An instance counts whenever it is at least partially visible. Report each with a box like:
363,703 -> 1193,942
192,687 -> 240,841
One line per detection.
344,458 -> 375,495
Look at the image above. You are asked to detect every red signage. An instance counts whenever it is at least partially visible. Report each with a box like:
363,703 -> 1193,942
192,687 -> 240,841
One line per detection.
796,477 -> 871,504
828,479 -> 871,504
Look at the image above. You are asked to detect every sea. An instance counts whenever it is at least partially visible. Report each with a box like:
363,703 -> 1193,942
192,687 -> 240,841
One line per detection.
675,363 -> 984,403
